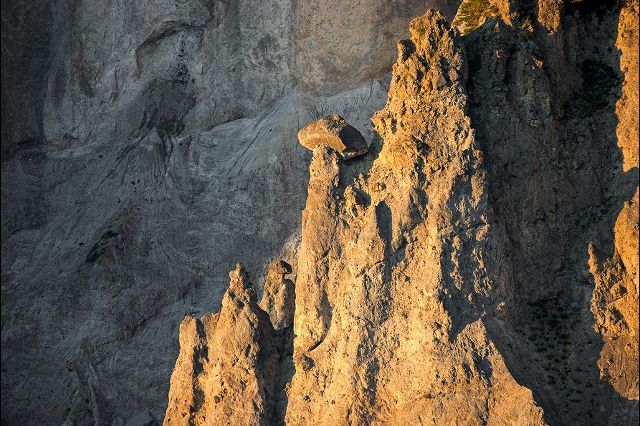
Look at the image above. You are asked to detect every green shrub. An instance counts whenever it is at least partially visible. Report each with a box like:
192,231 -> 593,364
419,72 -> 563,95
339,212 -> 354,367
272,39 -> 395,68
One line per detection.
453,0 -> 500,35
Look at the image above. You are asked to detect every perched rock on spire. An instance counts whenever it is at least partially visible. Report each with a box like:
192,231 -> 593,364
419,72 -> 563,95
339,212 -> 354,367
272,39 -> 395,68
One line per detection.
297,115 -> 369,160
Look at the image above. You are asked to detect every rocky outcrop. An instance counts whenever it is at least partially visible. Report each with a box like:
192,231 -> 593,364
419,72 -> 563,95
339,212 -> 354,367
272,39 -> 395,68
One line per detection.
291,0 -> 460,95
460,1 -> 639,422
3,1 -> 447,422
164,2 -> 638,425
3,0 -> 638,424
589,189 -> 639,400
297,115 -> 369,159
259,259 -> 295,330
286,10 -> 544,425
1,0 -> 457,157
164,264 -> 282,425
588,0 -> 639,401
452,0 -> 512,35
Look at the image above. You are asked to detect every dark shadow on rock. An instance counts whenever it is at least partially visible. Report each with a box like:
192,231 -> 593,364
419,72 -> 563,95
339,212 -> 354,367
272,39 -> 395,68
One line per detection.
375,200 -> 394,279
465,2 -> 638,424
272,325 -> 295,426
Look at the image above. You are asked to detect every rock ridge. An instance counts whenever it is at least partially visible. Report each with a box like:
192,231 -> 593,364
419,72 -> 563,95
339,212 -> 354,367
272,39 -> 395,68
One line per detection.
164,2 -> 639,425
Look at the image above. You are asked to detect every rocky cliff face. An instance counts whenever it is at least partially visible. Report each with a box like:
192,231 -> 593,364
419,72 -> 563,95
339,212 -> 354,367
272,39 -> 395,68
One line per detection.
164,1 -> 638,425
164,264 -> 291,425
1,0 -> 458,156
2,0 -> 638,425
1,1 -> 454,423
286,11 -> 544,424
461,0 -> 639,420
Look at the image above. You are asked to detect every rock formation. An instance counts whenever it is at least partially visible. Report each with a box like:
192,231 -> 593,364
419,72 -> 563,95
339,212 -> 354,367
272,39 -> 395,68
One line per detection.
286,11 -> 544,424
2,1 -> 454,422
164,2 -> 639,425
452,0 -> 512,35
588,0 -> 639,401
164,264 -> 289,426
259,260 -> 295,330
297,115 -> 369,160
460,0 -> 640,421
2,0 -> 638,424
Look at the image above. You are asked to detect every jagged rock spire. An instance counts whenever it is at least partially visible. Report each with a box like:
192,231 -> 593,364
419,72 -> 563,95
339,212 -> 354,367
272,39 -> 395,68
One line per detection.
286,9 -> 544,425
164,264 -> 281,426
259,259 -> 295,330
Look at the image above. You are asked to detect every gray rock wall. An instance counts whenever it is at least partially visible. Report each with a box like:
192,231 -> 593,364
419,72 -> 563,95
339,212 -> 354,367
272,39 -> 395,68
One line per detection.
1,1 -> 458,423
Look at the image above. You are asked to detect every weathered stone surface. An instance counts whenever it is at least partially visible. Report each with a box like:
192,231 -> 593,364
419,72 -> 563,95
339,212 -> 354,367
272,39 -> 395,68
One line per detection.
286,10 -> 545,425
1,1 -> 456,421
3,0 -> 639,424
452,0 -> 512,35
164,264 -> 281,426
1,0 -> 456,157
291,0 -> 460,95
259,259 -> 295,330
2,4 -> 453,419
589,0 -> 640,400
461,0 -> 640,422
0,75 -> 390,424
164,2 -> 639,425
297,115 -> 369,159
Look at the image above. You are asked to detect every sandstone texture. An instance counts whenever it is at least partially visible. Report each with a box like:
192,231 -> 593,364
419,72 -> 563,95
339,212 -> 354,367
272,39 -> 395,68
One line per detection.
286,12 -> 545,424
259,260 -> 295,330
164,264 -> 289,426
297,115 -> 369,159
2,0 -> 639,425
1,1 -> 454,423
164,2 -> 639,425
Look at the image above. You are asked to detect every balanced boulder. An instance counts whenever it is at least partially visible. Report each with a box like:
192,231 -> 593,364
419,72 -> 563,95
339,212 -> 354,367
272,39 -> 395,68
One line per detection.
297,115 -> 369,159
